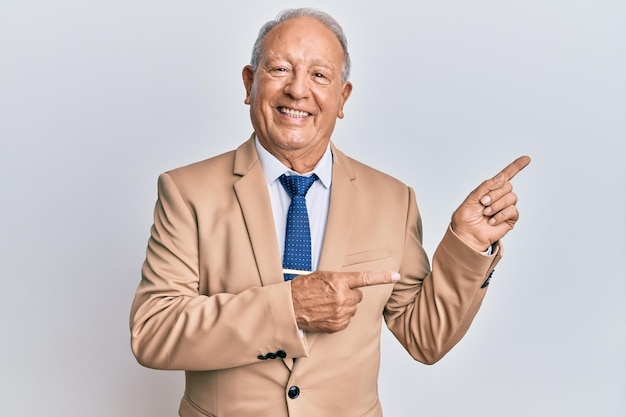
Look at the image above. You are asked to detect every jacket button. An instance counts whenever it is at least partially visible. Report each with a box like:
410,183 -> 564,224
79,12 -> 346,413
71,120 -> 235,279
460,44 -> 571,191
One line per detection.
288,386 -> 300,399
277,350 -> 287,358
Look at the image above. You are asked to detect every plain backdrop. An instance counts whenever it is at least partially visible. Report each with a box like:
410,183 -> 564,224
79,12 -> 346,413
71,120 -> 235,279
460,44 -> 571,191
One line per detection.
1,0 -> 624,416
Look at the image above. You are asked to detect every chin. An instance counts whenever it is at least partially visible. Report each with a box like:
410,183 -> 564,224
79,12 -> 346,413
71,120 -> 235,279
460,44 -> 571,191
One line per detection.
273,134 -> 316,150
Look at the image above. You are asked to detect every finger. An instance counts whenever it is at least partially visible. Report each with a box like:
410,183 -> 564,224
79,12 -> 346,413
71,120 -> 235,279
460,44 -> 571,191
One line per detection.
483,191 -> 518,216
345,271 -> 401,289
492,155 -> 531,183
350,288 -> 363,304
480,181 -> 512,206
477,156 -> 530,201
488,205 -> 519,226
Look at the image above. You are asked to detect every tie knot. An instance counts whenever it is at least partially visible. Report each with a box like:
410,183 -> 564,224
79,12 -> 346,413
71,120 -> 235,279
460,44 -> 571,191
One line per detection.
279,174 -> 318,198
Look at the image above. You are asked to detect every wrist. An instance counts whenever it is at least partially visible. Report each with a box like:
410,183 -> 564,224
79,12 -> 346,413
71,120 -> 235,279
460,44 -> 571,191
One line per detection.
449,224 -> 491,253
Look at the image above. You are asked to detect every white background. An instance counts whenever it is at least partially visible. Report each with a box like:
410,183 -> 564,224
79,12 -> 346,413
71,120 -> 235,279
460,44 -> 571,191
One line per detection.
1,0 -> 624,416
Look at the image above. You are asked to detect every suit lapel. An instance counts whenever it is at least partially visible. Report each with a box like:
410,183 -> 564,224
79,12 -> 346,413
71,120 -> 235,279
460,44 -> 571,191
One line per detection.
304,144 -> 358,349
233,139 -> 295,371
318,144 -> 357,271
232,137 -> 284,287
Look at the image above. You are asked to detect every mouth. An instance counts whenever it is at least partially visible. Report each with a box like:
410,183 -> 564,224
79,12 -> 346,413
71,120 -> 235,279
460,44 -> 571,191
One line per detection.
278,107 -> 311,118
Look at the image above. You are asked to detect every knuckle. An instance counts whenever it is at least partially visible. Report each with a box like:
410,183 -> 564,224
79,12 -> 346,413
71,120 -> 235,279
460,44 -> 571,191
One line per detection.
360,272 -> 374,286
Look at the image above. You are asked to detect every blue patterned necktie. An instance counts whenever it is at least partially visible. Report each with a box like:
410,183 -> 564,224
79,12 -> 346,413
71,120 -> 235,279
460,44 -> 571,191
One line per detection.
279,173 -> 319,281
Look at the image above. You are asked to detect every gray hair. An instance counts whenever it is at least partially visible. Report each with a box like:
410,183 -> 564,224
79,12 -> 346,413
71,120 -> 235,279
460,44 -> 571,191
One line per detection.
249,8 -> 351,82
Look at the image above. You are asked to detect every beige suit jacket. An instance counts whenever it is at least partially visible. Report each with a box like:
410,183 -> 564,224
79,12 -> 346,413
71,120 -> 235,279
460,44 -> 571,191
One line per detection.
130,136 -> 501,417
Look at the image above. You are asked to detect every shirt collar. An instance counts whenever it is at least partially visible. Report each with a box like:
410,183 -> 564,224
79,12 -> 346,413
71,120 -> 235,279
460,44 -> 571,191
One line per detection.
255,135 -> 333,189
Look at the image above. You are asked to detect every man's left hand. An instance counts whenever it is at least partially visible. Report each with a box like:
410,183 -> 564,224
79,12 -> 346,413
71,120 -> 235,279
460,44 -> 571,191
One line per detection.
451,155 -> 531,252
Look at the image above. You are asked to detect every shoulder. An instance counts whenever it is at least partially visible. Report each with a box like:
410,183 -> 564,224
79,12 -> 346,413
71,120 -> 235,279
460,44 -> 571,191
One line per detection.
333,145 -> 409,192
152,148 -> 240,202
167,149 -> 235,181
352,157 -> 406,188
164,136 -> 257,187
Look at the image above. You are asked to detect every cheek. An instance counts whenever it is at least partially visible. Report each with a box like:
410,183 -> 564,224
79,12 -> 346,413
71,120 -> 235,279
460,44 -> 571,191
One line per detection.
252,90 -> 274,112
324,96 -> 344,120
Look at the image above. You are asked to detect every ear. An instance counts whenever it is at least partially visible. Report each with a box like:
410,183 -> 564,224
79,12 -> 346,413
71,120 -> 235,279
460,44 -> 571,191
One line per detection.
242,65 -> 255,105
337,81 -> 353,119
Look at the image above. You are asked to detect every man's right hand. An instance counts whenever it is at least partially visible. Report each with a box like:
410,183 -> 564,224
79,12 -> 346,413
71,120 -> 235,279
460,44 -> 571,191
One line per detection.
290,271 -> 400,333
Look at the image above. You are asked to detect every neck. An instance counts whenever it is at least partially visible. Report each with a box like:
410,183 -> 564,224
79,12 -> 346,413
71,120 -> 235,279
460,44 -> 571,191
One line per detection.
260,141 -> 328,174
281,155 -> 320,174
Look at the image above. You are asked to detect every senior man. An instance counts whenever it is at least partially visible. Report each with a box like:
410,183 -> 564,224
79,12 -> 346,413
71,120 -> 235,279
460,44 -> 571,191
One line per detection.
131,7 -> 530,417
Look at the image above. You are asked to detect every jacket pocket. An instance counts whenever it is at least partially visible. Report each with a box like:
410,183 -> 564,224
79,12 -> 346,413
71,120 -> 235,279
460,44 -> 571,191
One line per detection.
343,248 -> 391,267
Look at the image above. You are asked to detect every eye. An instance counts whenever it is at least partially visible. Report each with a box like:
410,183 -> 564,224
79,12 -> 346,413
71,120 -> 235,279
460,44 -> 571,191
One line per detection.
312,72 -> 331,85
269,67 -> 289,76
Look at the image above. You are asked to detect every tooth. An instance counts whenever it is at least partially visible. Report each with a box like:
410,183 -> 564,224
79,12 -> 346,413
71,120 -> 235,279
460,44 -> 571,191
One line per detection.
282,108 -> 305,117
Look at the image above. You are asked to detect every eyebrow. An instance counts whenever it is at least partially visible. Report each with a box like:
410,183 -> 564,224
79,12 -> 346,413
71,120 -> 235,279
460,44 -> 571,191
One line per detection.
263,54 -> 338,71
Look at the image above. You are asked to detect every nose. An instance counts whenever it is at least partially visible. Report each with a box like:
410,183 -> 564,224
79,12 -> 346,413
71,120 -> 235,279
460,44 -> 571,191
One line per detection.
283,71 -> 309,100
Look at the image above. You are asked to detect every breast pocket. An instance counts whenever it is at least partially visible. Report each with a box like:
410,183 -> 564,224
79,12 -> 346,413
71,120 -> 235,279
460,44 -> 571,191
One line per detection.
342,247 -> 392,270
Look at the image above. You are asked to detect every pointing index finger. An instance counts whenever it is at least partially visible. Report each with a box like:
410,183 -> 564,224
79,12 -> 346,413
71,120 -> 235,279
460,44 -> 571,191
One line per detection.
494,155 -> 531,182
346,271 -> 401,289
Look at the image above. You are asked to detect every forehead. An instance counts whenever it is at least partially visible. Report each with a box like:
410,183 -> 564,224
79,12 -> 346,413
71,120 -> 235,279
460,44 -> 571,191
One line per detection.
261,16 -> 344,66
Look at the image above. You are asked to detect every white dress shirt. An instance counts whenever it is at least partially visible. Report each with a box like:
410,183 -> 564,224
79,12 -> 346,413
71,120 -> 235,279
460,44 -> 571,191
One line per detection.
255,137 -> 332,271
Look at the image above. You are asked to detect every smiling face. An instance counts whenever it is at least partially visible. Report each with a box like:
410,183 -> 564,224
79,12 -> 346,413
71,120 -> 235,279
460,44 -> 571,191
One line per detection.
242,16 -> 352,172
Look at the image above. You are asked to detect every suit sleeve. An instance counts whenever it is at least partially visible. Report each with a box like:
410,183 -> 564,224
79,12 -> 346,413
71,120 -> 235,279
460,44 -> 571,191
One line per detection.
130,173 -> 308,371
383,187 -> 502,364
